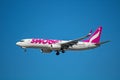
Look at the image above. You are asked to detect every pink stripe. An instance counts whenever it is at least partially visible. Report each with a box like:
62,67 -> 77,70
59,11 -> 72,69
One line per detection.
31,39 -> 60,44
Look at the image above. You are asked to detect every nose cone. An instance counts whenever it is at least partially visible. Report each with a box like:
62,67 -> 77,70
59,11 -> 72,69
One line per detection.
16,42 -> 20,46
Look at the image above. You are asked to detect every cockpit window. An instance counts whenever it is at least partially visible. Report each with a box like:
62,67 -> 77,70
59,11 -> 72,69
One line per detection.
20,40 -> 24,42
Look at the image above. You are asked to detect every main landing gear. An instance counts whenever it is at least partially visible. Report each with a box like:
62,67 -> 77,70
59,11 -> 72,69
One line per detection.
56,51 -> 60,55
61,50 -> 65,53
56,49 -> 65,55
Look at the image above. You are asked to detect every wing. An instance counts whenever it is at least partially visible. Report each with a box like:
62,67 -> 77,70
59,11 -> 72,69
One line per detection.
60,30 -> 92,49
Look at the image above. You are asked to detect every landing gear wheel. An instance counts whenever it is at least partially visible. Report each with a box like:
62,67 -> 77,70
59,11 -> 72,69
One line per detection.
56,51 -> 60,55
61,48 -> 65,53
61,50 -> 65,53
24,49 -> 27,52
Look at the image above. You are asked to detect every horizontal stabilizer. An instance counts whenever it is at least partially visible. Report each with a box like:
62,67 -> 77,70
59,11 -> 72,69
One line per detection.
95,40 -> 110,45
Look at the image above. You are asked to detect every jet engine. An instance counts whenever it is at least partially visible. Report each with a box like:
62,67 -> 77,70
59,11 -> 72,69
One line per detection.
41,49 -> 52,53
51,44 -> 61,50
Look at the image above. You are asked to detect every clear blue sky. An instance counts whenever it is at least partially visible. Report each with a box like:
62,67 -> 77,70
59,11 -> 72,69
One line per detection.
1,0 -> 120,80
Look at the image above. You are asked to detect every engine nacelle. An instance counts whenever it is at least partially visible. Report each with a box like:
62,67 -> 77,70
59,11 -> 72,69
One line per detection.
41,49 -> 52,53
51,44 -> 61,50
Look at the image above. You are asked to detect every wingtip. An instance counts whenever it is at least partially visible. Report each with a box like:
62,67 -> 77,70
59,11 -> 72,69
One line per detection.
88,30 -> 92,36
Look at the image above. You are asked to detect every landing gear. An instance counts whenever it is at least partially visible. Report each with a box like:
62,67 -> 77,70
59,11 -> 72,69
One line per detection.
61,50 -> 65,53
56,49 -> 65,55
61,48 -> 65,53
21,47 -> 27,52
56,51 -> 60,55
24,48 -> 27,52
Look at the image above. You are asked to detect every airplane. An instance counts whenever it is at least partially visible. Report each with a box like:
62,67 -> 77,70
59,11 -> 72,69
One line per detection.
16,26 -> 110,55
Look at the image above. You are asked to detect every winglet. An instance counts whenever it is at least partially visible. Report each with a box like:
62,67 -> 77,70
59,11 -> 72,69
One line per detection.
88,30 -> 92,36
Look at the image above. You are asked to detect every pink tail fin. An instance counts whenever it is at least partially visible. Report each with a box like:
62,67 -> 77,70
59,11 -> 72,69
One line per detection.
84,26 -> 102,43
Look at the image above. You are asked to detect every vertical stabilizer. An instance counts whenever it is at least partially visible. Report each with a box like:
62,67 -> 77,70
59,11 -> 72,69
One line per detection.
84,26 -> 102,43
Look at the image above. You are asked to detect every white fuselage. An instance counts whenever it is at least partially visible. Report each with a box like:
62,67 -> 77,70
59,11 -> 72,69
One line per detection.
16,27 -> 108,55
16,39 -> 98,52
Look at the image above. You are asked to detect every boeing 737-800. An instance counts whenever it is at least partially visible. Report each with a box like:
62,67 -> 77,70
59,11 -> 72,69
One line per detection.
16,26 -> 109,55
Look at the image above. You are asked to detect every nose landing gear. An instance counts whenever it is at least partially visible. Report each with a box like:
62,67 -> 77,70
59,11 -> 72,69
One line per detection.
24,48 -> 27,52
21,47 -> 27,52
